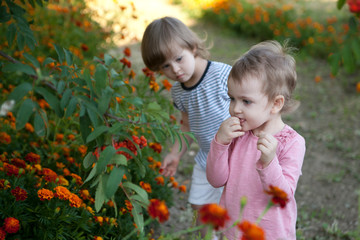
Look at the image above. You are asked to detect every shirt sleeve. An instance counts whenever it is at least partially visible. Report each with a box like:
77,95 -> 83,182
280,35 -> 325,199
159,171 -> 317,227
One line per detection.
256,134 -> 306,197
206,137 -> 231,188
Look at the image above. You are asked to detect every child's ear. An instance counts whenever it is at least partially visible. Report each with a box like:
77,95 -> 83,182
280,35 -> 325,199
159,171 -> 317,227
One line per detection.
271,95 -> 285,114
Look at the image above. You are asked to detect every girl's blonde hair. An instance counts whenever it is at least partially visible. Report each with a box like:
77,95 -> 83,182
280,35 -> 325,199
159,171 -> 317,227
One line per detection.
141,16 -> 210,71
230,40 -> 299,113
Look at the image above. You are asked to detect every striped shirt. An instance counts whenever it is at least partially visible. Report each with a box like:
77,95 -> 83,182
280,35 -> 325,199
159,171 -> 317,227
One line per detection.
171,61 -> 232,169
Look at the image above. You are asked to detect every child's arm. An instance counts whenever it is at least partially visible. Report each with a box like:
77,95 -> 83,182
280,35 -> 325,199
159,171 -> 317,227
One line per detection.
161,111 -> 193,177
207,117 -> 245,187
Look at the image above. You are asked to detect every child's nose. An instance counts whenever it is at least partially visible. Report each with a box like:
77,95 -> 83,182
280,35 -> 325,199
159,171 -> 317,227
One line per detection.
172,64 -> 180,73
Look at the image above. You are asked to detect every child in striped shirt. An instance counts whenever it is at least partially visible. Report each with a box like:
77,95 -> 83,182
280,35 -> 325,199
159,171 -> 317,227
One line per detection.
141,16 -> 231,238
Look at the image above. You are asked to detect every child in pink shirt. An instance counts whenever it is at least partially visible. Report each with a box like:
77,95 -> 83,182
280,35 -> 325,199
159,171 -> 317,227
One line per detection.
206,40 -> 306,240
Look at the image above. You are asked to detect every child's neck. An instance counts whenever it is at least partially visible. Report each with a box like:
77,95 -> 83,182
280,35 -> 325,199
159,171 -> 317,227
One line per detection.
183,57 -> 208,88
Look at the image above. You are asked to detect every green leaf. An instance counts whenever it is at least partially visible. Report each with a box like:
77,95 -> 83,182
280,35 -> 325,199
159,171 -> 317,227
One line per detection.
87,107 -> 100,127
94,64 -> 107,94
34,110 -> 47,137
83,164 -> 97,184
328,53 -> 340,76
57,80 -> 66,95
65,97 -> 78,118
35,86 -> 63,117
86,125 -> 109,143
104,54 -> 114,66
0,6 -> 11,22
105,166 -> 126,198
122,182 -> 148,204
95,175 -> 107,212
60,89 -> 72,109
8,82 -> 32,102
64,48 -> 73,66
54,44 -> 65,64
98,86 -> 113,115
342,45 -> 355,73
147,102 -> 161,111
79,113 -> 92,143
83,152 -> 96,169
110,154 -> 127,166
337,0 -> 346,9
16,32 -> 25,50
131,201 -> 144,232
6,23 -> 16,47
16,99 -> 35,130
97,146 -> 116,174
351,39 -> 360,64
23,52 -> 40,68
3,62 -> 36,76
43,57 -> 56,66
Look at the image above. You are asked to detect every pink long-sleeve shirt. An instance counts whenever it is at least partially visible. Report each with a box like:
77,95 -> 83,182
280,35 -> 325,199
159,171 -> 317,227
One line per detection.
206,125 -> 305,240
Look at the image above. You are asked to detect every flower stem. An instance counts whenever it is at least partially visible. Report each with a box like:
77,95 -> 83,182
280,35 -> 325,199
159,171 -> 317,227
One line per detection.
256,201 -> 273,224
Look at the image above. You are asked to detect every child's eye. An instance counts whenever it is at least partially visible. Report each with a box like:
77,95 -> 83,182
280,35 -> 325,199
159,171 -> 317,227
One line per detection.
243,99 -> 252,105
161,64 -> 170,70
176,56 -> 182,62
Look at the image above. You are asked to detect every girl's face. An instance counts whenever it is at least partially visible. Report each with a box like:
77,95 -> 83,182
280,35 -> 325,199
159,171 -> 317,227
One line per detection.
160,45 -> 197,86
228,76 -> 274,134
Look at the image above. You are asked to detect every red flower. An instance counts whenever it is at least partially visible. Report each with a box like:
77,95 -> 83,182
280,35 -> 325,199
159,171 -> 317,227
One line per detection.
11,186 -> 28,201
162,79 -> 172,91
347,0 -> 360,13
10,158 -> 26,168
3,163 -> 21,177
264,185 -> 289,208
81,43 -> 89,52
238,220 -> 265,240
0,228 -> 6,240
24,152 -> 41,164
3,217 -> 20,234
148,199 -> 169,223
142,67 -> 154,77
149,142 -> 162,153
123,47 -> 131,57
120,57 -> 131,68
0,132 -> 11,144
41,168 -> 58,183
199,203 -> 230,230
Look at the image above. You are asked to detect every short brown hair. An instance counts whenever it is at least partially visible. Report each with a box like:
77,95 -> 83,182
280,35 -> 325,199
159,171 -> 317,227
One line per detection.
230,40 -> 299,113
141,16 -> 210,71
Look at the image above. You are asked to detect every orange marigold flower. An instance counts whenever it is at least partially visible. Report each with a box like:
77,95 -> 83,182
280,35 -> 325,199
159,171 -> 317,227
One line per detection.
129,69 -> 136,79
238,220 -> 265,240
42,168 -> 58,183
25,123 -> 34,132
80,189 -> 90,200
11,186 -> 28,201
0,132 -> 11,144
58,175 -> 69,186
264,185 -> 289,208
125,199 -> 133,212
71,173 -> 83,185
162,79 -> 172,91
93,236 -> 103,240
314,75 -> 322,83
67,134 -> 76,141
78,145 -> 88,157
55,133 -> 64,142
140,181 -> 152,193
4,217 -> 20,234
69,193 -> 82,208
38,188 -> 54,201
356,82 -> 360,93
172,181 -> 178,188
149,142 -> 162,153
10,158 -> 26,168
147,156 -> 154,163
4,163 -> 20,177
54,186 -> 71,200
123,47 -> 131,57
24,152 -> 41,164
199,203 -> 230,230
148,199 -> 169,223
155,176 -> 164,185
179,185 -> 187,193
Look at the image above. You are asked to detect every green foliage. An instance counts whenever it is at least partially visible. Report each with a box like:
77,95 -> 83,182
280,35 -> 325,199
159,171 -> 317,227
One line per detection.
0,0 -> 191,239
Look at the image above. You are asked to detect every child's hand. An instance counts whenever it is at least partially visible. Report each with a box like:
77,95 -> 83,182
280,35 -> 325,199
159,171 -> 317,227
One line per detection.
215,117 -> 245,145
161,154 -> 180,177
256,131 -> 278,167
